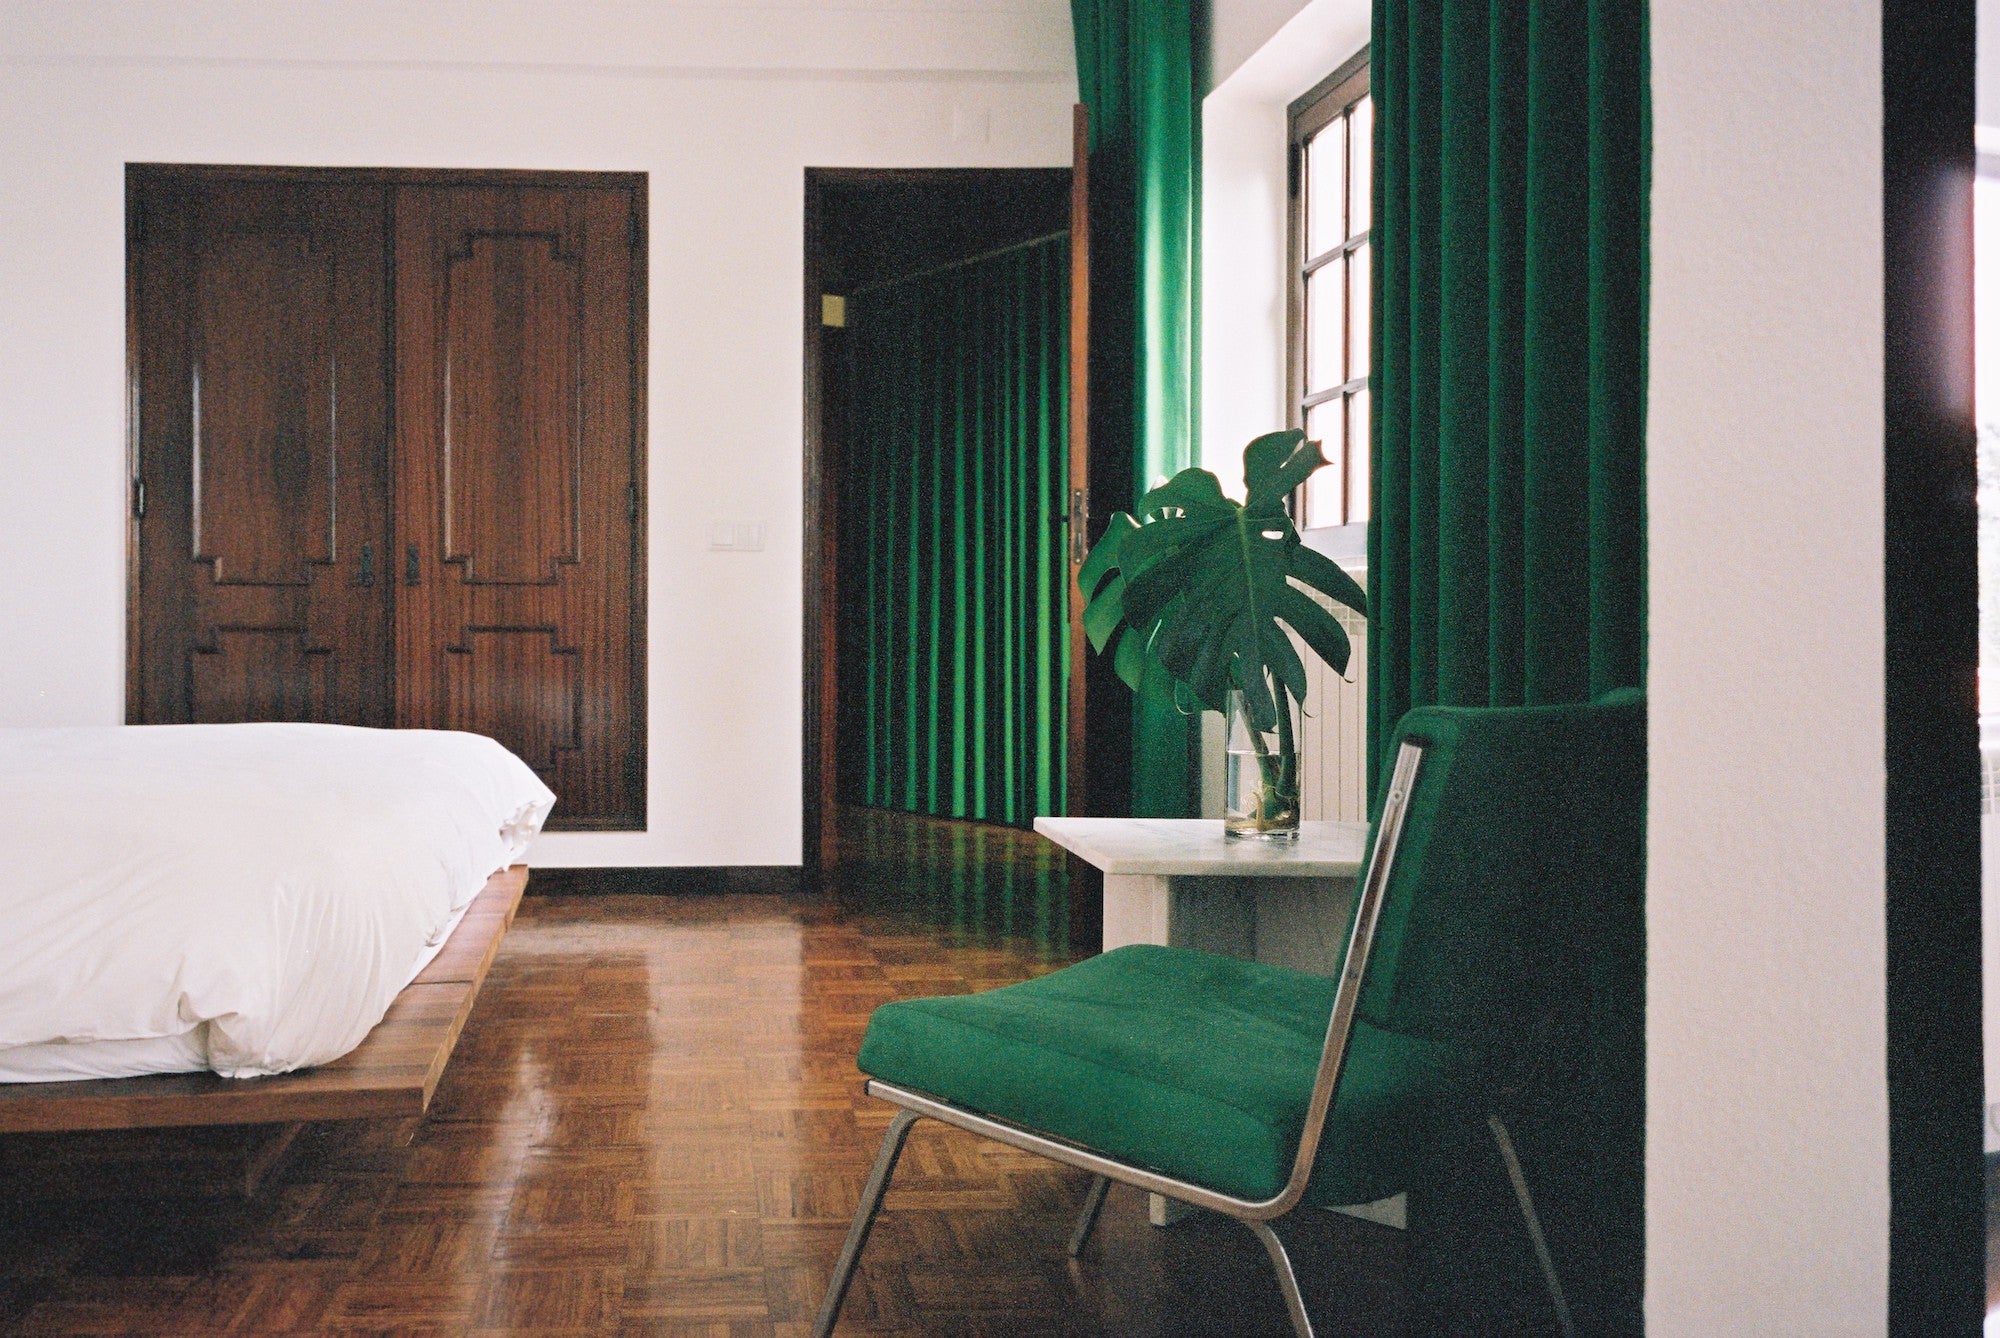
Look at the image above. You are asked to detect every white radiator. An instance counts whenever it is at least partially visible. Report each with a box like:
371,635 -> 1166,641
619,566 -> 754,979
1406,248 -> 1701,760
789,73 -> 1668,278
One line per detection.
1294,593 -> 1370,824
1195,589 -> 1370,824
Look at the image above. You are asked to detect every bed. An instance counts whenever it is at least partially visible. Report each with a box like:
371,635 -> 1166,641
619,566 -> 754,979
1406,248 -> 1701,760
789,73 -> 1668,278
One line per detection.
0,723 -> 553,1137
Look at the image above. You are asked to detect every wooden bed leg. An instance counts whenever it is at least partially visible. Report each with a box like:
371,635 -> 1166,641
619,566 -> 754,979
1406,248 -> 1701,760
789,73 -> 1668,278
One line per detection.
241,1122 -> 304,1199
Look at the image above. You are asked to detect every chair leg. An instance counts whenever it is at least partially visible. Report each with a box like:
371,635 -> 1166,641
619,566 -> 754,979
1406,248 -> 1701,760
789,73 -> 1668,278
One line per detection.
1244,1218 -> 1316,1338
1067,1174 -> 1111,1257
812,1108 -> 921,1338
1487,1113 -> 1577,1338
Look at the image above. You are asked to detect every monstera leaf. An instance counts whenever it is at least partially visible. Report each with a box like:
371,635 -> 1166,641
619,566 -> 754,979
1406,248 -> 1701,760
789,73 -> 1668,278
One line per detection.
1077,430 -> 1367,732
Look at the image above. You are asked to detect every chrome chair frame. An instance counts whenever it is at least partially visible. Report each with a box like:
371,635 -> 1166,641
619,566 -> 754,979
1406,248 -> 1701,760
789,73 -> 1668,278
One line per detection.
812,741 -> 1573,1338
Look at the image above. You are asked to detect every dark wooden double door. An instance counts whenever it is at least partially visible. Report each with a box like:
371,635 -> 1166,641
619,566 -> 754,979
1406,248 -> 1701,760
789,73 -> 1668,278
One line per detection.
127,166 -> 645,829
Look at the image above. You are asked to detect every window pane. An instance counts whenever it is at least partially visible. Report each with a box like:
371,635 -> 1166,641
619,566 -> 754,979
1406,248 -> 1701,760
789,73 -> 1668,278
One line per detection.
1347,243 -> 1370,383
1346,388 -> 1371,525
1306,125 -> 1345,258
1307,270 -> 1343,394
1303,399 -> 1344,528
1348,96 -> 1372,240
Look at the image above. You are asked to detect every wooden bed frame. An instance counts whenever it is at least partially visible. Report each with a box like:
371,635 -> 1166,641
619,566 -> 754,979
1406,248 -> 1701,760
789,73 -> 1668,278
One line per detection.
0,865 -> 527,1136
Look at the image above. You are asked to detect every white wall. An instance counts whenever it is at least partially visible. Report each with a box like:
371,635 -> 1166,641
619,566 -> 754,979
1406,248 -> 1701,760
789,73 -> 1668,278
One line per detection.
1647,2 -> 1889,1332
0,0 -> 1075,868
1200,88 -> 1289,496
1200,0 -> 1368,497
1212,0 -> 1331,91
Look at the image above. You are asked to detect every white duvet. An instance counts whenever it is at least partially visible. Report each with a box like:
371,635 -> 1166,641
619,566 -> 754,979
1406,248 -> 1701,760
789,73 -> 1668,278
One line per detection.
0,724 -> 554,1080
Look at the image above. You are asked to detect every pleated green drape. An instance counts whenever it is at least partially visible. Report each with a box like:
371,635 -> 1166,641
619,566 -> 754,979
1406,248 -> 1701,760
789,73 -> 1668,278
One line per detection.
1368,3 -> 1648,1330
839,235 -> 1072,826
1072,0 -> 1204,818
1368,0 -> 1648,802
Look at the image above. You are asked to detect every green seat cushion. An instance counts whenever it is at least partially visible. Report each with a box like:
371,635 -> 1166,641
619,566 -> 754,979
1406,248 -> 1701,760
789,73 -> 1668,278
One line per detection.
856,944 -> 1472,1206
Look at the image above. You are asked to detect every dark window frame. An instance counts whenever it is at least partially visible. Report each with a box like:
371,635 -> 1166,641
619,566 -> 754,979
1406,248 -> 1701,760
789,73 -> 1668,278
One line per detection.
1287,49 -> 1370,538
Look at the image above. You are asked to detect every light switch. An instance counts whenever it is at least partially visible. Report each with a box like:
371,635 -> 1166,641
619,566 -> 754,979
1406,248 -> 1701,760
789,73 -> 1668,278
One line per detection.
708,522 -> 766,552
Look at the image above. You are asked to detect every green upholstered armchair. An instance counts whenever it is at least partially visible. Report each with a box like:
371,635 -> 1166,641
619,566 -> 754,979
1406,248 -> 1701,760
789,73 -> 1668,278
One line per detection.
814,695 -> 1646,1337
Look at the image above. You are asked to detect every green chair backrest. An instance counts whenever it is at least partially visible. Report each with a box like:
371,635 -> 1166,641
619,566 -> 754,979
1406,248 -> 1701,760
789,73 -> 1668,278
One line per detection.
1349,692 -> 1646,1085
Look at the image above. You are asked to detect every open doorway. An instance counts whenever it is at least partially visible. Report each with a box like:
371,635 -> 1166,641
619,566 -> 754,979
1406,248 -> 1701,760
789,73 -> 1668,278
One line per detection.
803,167 -> 1083,948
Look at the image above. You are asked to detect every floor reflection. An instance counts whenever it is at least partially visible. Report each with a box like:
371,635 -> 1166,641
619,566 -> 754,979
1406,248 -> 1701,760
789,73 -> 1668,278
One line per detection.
824,803 -> 1074,958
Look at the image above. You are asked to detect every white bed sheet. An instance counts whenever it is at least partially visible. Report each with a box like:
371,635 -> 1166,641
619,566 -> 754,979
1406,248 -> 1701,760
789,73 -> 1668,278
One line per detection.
0,725 -> 554,1081
0,896 -> 480,1083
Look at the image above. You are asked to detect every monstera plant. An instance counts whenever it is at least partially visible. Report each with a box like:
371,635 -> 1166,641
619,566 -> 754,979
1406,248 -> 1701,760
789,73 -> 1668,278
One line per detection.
1077,430 -> 1367,838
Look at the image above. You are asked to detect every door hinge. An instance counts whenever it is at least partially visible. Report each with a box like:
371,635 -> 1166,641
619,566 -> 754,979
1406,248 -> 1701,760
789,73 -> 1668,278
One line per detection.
129,203 -> 144,248
627,482 -> 638,523
132,477 -> 146,520
1067,487 -> 1088,565
628,211 -> 641,250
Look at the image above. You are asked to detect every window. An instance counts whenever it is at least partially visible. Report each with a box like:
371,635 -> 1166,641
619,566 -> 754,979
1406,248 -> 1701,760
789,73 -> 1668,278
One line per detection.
1289,54 -> 1371,532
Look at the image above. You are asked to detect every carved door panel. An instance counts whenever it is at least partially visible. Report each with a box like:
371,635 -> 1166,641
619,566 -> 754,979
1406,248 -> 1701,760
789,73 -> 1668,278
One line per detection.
129,175 -> 392,726
392,184 -> 643,828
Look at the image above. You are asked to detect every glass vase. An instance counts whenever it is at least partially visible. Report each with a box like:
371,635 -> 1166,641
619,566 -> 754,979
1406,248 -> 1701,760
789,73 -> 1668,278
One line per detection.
1223,687 -> 1301,840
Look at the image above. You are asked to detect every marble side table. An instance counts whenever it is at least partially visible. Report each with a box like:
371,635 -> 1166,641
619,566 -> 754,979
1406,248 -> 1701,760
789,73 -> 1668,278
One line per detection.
1032,817 -> 1368,973
1033,817 -> 1404,1230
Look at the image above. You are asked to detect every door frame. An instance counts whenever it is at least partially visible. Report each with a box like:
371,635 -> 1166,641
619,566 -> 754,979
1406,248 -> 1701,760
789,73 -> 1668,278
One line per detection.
1879,0 -> 1982,1323
801,165 -> 1081,884
124,162 -> 649,830
801,167 -> 837,884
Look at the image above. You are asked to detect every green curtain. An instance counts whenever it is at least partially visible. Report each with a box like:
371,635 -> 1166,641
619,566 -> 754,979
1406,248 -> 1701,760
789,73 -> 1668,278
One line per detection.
1369,2 -> 1648,1330
1072,0 -> 1204,818
1368,0 -> 1649,802
839,235 -> 1072,826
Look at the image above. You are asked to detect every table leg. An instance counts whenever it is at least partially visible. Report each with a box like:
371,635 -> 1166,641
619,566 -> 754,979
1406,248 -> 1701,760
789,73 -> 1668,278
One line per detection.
1100,872 -> 1170,951
1100,874 -> 1246,1226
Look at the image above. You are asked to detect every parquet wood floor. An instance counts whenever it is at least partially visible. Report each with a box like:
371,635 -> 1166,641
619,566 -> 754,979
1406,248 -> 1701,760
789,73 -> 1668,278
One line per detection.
0,809 -> 1404,1335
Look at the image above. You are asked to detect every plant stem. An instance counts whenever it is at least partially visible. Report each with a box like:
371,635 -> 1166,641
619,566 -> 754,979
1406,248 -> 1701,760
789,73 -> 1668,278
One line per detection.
1238,678 -> 1298,828
1273,681 -> 1294,762
1273,681 -> 1296,808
